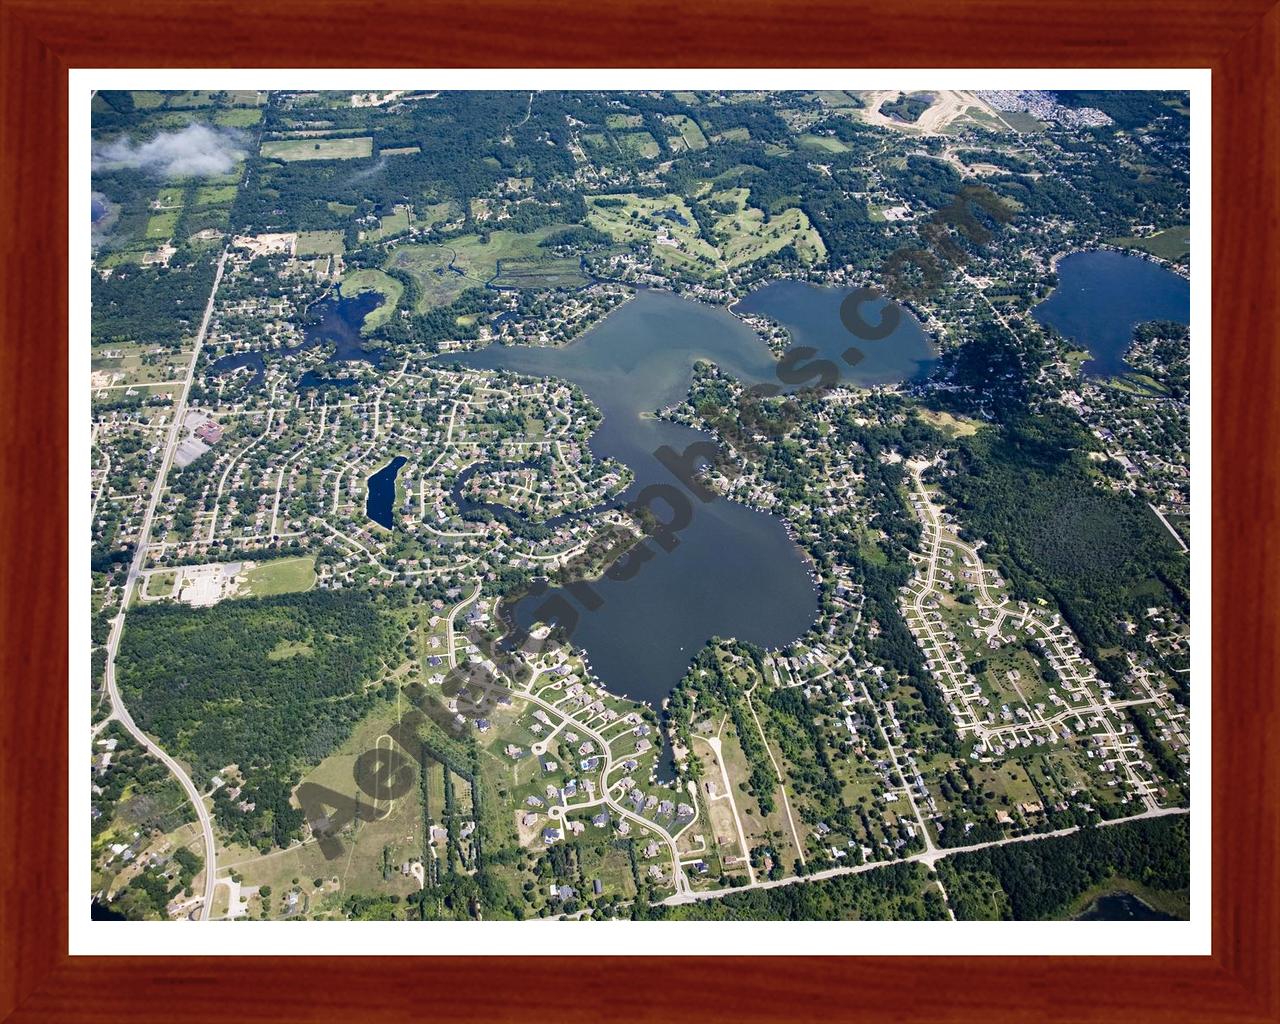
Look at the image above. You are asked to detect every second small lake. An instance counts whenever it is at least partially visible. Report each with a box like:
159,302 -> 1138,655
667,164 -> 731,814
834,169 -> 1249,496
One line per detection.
1033,250 -> 1190,377
210,287 -> 387,389
732,279 -> 939,386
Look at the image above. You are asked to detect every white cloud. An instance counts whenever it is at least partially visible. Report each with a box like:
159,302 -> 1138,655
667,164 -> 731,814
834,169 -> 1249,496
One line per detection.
94,124 -> 247,178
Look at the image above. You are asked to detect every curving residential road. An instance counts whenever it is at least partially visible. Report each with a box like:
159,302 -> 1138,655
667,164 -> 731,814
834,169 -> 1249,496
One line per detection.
97,249 -> 228,920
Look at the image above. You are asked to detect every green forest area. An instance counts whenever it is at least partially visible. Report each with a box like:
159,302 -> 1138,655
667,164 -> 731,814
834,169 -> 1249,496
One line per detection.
116,589 -> 408,848
939,814 -> 1190,919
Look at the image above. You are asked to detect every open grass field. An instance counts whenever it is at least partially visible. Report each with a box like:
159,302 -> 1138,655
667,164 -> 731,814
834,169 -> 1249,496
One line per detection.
238,556 -> 317,598
144,210 -> 179,240
362,204 -> 413,242
1108,225 -> 1191,262
709,187 -> 826,267
605,112 -> 644,129
662,113 -> 708,152
615,131 -> 660,159
587,194 -> 717,270
295,230 -> 345,257
381,145 -> 421,156
716,716 -> 800,873
96,383 -> 183,411
225,89 -> 267,106
165,91 -> 220,108
798,133 -> 851,153
999,109 -> 1047,133
917,408 -> 983,438
812,90 -> 863,108
222,700 -> 424,919
214,107 -> 263,128
143,570 -> 178,599
491,256 -> 589,290
154,186 -> 184,208
948,106 -> 1009,134
261,136 -> 373,162
416,201 -> 457,230
129,91 -> 168,109
194,184 -> 238,205
384,223 -> 573,311
340,269 -> 403,332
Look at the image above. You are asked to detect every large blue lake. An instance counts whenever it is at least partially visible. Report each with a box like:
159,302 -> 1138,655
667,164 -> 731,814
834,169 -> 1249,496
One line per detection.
1033,250 -> 1190,377
443,284 -> 931,709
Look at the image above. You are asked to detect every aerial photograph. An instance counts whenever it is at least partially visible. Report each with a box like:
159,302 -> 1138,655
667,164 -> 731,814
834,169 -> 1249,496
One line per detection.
88,86 -> 1192,925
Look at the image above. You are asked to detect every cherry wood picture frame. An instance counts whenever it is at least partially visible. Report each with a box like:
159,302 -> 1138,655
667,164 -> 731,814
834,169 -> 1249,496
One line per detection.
2,1 -> 1276,1020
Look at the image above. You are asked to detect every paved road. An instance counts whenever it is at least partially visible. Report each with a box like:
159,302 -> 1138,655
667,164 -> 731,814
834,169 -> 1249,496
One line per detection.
98,249 -> 228,921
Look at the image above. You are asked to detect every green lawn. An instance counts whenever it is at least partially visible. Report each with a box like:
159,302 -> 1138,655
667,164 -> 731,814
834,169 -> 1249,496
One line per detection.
238,556 -> 317,598
143,570 -> 178,598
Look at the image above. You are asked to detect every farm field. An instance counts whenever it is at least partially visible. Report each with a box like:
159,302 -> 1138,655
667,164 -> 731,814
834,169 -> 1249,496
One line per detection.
261,137 -> 374,162
214,108 -> 264,128
295,231 -> 345,257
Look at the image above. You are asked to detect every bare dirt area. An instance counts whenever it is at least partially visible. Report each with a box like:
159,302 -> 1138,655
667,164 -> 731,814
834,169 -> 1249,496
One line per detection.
853,90 -> 1005,134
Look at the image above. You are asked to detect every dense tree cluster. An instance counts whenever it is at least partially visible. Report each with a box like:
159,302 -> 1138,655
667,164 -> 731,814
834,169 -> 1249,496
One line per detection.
941,406 -> 1189,661
91,255 -> 218,347
939,815 -> 1189,920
